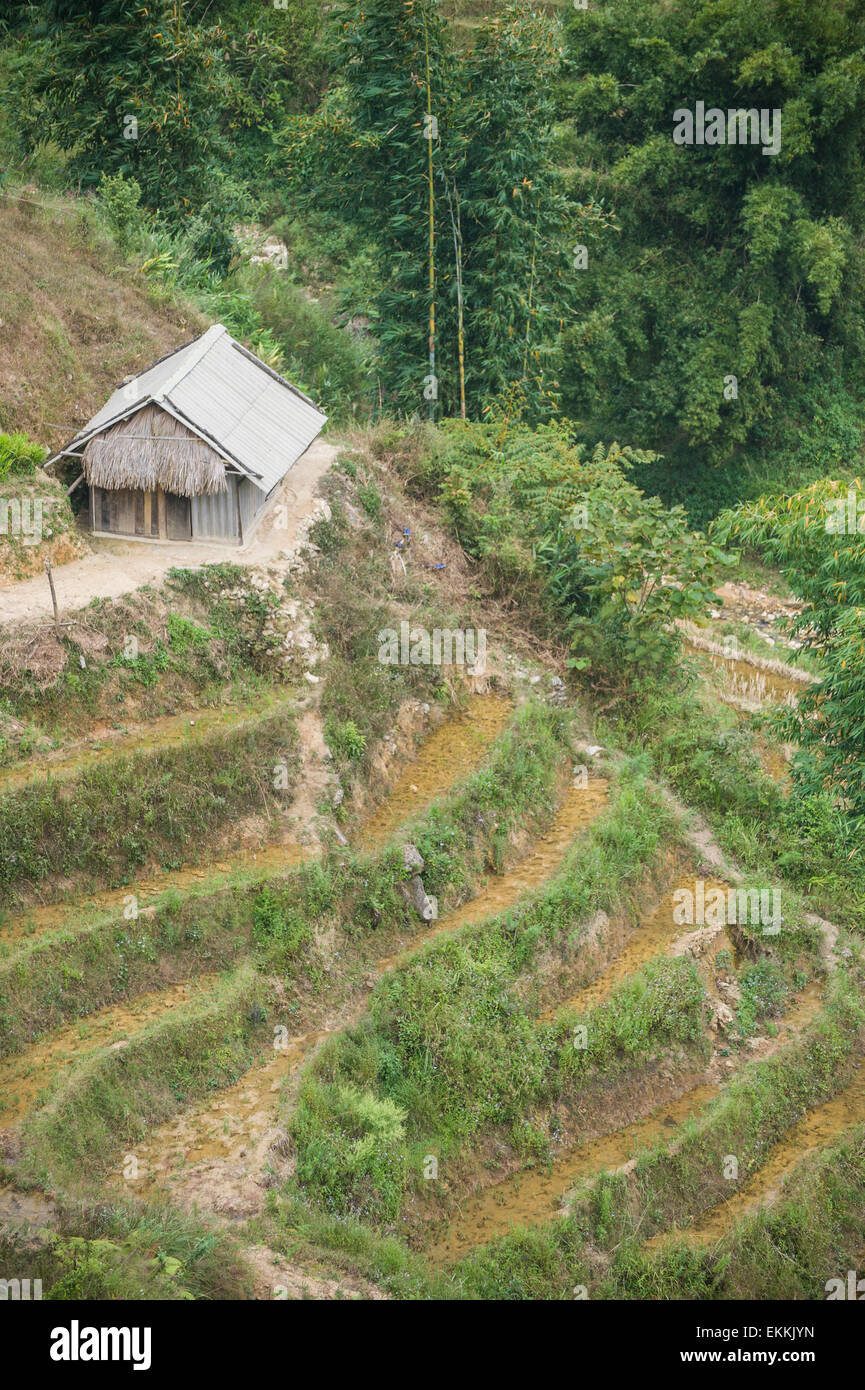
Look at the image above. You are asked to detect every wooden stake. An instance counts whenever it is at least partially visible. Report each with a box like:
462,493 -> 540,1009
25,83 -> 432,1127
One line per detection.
45,552 -> 60,640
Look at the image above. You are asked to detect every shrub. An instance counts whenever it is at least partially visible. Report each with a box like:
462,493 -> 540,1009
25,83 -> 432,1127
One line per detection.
324,716 -> 367,763
0,431 -> 46,478
713,479 -> 865,827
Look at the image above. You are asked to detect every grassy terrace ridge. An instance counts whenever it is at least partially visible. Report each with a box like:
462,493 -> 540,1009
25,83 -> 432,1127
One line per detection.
608,1124 -> 865,1302
283,760 -> 828,1240
286,768 -> 687,1226
0,706 -> 299,907
432,967 -> 865,1300
2,701 -> 575,1188
16,964 -> 273,1191
0,697 -> 570,1052
254,968 -> 863,1302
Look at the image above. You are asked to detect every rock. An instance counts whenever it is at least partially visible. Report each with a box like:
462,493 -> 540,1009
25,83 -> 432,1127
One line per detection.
304,672 -> 320,684
584,744 -> 604,757
408,875 -> 438,922
332,787 -> 344,808
401,843 -> 425,874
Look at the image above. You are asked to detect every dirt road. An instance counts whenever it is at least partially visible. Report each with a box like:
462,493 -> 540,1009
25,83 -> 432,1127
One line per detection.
0,438 -> 340,625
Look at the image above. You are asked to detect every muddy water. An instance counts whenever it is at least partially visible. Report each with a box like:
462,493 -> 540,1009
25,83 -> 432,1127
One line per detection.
546,878 -> 731,1020
359,695 -> 511,850
0,696 -> 510,951
692,646 -> 804,707
377,779 -> 610,972
120,1026 -> 330,1197
428,1084 -> 721,1265
0,976 -> 219,1128
0,693 -> 285,796
658,1056 -> 865,1247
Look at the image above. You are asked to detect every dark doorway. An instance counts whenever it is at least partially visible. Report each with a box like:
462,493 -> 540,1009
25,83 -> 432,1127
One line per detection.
165,492 -> 192,540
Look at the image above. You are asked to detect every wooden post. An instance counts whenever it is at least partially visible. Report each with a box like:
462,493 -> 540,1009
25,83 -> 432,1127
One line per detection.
45,552 -> 60,640
235,478 -> 244,546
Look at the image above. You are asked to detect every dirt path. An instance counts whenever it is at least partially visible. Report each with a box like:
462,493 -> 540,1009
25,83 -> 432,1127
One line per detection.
0,438 -> 340,623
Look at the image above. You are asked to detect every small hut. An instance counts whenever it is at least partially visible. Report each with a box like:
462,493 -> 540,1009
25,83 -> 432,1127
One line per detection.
46,324 -> 327,545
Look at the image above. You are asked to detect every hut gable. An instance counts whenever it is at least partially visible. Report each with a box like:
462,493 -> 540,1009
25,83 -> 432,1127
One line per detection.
47,323 -> 327,500
83,404 -> 228,498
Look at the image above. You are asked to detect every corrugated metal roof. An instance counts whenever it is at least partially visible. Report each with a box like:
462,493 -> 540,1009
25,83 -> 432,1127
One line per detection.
48,324 -> 327,494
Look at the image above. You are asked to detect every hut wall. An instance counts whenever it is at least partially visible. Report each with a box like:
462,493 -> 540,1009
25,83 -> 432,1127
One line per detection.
238,477 -> 265,541
191,476 -> 240,541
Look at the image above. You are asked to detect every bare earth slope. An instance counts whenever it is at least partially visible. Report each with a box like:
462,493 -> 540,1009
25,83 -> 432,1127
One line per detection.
0,191 -> 205,444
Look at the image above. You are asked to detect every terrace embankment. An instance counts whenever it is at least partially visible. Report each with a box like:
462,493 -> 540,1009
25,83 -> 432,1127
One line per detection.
0,694 -> 511,950
121,768 -> 611,1215
654,1055 -> 865,1247
0,976 -> 220,1130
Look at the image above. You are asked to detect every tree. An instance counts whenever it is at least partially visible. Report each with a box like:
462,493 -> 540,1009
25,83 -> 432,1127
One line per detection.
558,0 -> 865,515
281,1 -> 576,420
17,0 -> 253,240
713,479 -> 865,826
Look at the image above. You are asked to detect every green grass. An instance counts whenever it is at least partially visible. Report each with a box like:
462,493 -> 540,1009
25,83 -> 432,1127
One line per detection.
0,564 -> 290,754
607,675 -> 865,931
17,964 -> 274,1190
286,766 -> 702,1227
440,963 -> 865,1299
0,698 -> 571,1047
0,1194 -> 253,1301
0,707 -> 298,906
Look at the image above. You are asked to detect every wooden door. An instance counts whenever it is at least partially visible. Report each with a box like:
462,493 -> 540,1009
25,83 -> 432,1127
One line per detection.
165,492 -> 192,540
134,490 -> 159,537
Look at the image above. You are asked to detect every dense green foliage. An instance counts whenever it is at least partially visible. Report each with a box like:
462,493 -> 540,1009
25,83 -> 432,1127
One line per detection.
0,430 -> 46,477
558,0 -> 865,516
4,0 -> 864,494
281,0 -> 573,418
714,479 -> 865,825
398,420 -> 731,682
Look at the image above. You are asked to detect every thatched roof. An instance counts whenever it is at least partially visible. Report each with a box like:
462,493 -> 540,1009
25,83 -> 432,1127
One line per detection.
83,403 -> 228,497
47,323 -> 328,495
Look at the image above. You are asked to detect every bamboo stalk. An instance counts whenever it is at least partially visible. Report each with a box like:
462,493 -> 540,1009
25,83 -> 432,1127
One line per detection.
444,174 -> 467,420
421,0 -> 436,422
522,191 -> 541,379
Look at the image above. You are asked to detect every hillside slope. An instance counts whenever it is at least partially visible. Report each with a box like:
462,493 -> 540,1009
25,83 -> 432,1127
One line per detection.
0,189 -> 206,450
